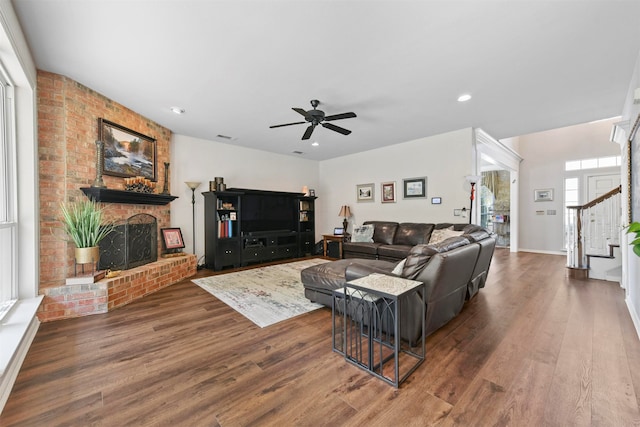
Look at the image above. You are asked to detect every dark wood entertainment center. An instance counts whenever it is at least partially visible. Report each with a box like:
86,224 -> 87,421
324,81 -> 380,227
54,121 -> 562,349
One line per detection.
203,188 -> 316,271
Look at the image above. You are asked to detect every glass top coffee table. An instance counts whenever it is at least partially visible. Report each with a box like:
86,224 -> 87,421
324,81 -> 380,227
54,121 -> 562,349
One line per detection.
332,273 -> 425,387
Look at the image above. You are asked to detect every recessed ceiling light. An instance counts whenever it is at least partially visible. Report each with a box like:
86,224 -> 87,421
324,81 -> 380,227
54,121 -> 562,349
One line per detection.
457,94 -> 472,102
311,141 -> 319,146
170,106 -> 185,114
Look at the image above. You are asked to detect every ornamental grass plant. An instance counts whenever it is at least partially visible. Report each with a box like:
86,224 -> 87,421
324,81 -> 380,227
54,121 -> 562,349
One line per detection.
60,199 -> 115,248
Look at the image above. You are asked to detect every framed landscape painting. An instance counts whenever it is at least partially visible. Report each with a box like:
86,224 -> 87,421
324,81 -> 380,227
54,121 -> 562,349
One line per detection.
99,118 -> 157,181
403,177 -> 427,199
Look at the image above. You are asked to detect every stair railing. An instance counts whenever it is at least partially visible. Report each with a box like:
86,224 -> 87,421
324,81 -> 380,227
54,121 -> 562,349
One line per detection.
566,185 -> 621,272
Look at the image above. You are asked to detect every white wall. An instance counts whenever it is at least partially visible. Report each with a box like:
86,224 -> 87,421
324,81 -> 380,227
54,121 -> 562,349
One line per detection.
317,128 -> 474,236
171,134 -> 320,263
172,129 -> 476,259
517,119 -> 621,253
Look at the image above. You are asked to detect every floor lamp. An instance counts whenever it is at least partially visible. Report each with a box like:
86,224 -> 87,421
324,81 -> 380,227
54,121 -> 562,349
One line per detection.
465,175 -> 481,225
185,181 -> 201,254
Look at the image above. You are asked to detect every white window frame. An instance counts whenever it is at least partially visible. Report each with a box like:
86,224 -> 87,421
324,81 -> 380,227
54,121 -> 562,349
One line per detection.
0,71 -> 16,320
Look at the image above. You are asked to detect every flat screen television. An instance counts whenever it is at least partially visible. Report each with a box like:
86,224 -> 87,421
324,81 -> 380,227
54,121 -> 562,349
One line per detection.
240,194 -> 296,234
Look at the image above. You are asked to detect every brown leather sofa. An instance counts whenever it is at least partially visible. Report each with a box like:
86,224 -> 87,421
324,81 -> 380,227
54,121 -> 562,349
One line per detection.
301,225 -> 496,340
342,221 -> 469,261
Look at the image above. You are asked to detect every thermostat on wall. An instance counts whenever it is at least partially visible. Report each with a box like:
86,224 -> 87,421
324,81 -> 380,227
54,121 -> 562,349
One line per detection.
431,197 -> 442,204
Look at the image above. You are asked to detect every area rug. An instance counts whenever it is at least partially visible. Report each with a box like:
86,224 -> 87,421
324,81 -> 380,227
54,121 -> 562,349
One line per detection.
192,258 -> 329,327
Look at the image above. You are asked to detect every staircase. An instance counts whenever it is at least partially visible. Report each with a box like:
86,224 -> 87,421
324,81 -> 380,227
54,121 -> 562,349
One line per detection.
566,185 -> 622,282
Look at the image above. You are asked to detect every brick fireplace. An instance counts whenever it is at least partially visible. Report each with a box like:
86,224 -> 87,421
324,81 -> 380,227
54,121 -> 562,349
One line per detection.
37,70 -> 196,322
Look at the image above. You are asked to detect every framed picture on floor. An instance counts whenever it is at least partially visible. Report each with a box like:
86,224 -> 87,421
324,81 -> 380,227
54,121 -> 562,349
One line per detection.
161,227 -> 185,250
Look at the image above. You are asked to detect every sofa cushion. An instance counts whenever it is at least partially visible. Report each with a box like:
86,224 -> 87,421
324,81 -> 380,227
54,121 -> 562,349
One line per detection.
342,241 -> 381,256
301,259 -> 356,292
428,227 -> 463,245
351,224 -> 374,242
377,244 -> 413,260
394,223 -> 435,246
401,244 -> 439,280
462,226 -> 491,242
434,236 -> 471,252
392,258 -> 406,275
435,223 -> 467,231
364,221 -> 398,245
301,258 -> 397,293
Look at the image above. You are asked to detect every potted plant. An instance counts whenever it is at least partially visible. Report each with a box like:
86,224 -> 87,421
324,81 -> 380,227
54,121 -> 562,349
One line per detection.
60,198 -> 115,265
628,221 -> 640,257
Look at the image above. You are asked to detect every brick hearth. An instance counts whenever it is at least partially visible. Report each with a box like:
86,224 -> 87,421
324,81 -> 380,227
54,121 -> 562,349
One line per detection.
38,255 -> 197,322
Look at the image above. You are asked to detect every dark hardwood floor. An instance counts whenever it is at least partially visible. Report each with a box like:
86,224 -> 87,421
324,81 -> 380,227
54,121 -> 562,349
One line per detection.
2,250 -> 640,426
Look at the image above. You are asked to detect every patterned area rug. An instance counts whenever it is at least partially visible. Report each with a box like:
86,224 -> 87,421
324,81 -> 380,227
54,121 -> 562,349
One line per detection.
192,258 -> 329,327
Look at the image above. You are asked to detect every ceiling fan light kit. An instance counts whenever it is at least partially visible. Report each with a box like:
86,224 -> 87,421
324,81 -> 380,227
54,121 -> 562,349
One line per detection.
270,99 -> 357,140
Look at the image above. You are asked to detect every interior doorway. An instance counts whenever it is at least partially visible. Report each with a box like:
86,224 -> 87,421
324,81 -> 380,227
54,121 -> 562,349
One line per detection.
480,168 -> 511,247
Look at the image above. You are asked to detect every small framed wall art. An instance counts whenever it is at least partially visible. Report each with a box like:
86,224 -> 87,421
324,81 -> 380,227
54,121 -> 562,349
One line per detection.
403,176 -> 427,199
356,183 -> 375,202
534,188 -> 554,202
381,181 -> 396,203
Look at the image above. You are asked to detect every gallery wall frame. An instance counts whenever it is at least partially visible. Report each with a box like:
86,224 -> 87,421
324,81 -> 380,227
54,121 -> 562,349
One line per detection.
381,181 -> 396,203
534,188 -> 554,202
99,118 -> 157,181
403,177 -> 427,199
356,183 -> 375,202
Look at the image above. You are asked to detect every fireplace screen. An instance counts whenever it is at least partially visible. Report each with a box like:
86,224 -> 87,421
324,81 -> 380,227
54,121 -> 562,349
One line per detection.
99,214 -> 157,270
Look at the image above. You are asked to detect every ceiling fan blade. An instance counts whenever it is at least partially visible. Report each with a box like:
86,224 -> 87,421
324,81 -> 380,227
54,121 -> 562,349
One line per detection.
302,124 -> 315,140
269,121 -> 306,128
292,108 -> 311,119
324,112 -> 357,121
322,122 -> 351,135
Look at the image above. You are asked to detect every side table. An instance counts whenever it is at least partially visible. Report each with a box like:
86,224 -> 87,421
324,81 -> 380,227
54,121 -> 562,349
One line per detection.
332,273 -> 425,388
322,234 -> 346,258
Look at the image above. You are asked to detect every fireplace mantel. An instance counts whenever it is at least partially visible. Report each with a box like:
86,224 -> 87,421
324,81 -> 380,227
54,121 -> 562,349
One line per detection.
81,187 -> 178,205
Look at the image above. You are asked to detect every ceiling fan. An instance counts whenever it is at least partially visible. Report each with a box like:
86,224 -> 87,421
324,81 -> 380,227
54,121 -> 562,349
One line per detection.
269,99 -> 357,140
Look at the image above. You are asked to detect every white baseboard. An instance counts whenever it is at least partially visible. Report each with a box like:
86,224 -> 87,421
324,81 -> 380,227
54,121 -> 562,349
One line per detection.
0,296 -> 42,414
626,296 -> 640,341
517,248 -> 566,256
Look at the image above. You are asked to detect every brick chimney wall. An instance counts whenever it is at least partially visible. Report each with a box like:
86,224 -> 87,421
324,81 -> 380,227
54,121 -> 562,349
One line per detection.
38,70 -> 173,291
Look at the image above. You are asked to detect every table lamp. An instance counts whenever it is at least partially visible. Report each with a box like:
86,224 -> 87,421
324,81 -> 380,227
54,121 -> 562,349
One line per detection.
338,205 -> 352,232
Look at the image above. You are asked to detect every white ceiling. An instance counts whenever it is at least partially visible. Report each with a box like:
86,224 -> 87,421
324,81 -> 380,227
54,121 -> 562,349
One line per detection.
11,0 -> 640,161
